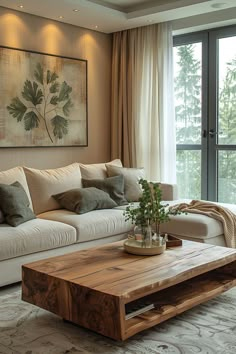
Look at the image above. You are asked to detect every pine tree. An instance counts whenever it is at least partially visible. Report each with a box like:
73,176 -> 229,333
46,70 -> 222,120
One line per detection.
219,58 -> 236,144
218,57 -> 236,203
174,44 -> 201,198
175,44 -> 201,144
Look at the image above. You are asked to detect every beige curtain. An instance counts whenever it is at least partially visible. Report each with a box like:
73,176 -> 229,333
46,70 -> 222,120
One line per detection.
111,30 -> 134,167
111,23 -> 176,183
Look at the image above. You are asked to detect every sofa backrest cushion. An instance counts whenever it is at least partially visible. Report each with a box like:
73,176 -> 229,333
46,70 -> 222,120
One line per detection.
24,163 -> 82,215
0,181 -> 36,227
79,159 -> 122,179
0,166 -> 33,209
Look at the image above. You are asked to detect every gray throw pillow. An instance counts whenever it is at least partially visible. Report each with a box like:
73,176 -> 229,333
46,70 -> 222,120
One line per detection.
82,175 -> 128,206
53,187 -> 117,214
0,181 -> 36,227
106,165 -> 145,202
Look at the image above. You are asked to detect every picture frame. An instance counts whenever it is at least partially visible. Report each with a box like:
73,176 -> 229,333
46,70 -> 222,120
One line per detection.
0,46 -> 88,147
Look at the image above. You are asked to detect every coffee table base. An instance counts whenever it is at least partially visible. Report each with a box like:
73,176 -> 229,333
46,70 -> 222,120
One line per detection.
22,241 -> 236,340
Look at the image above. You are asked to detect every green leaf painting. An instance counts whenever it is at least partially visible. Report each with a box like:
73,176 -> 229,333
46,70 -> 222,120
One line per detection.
7,97 -> 27,122
51,115 -> 68,139
46,69 -> 58,84
22,81 -> 43,105
49,81 -> 60,94
63,99 -> 73,117
50,95 -> 59,105
7,62 -> 74,143
34,63 -> 44,85
24,111 -> 40,131
58,81 -> 72,102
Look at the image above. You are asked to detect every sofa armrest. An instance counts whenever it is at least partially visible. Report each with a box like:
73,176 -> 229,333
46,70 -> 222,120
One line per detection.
159,183 -> 178,201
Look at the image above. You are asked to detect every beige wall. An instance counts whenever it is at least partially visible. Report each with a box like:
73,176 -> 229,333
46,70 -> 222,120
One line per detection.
0,7 -> 112,170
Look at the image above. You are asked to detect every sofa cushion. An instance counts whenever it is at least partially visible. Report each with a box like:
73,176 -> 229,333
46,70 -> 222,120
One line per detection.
106,165 -> 145,202
24,163 -> 82,215
82,175 -> 128,206
38,209 -> 133,243
161,213 -> 223,239
0,219 -> 76,261
0,166 -> 33,209
79,159 -> 122,179
160,199 -> 224,239
53,187 -> 117,214
0,181 -> 36,227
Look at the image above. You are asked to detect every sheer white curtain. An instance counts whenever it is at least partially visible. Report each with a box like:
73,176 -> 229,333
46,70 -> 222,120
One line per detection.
111,23 -> 176,183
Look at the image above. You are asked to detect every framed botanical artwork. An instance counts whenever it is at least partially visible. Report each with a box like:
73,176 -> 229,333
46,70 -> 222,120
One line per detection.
0,46 -> 88,147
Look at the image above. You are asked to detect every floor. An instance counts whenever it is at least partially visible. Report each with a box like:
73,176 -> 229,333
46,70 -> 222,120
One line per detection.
0,282 -> 21,295
1,285 -> 236,353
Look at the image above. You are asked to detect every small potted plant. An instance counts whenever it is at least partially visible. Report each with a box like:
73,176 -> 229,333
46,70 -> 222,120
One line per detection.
124,179 -> 182,247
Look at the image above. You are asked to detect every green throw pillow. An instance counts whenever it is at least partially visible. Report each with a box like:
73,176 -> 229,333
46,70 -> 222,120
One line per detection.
53,187 -> 118,214
106,165 -> 145,202
0,181 -> 36,227
82,175 -> 128,206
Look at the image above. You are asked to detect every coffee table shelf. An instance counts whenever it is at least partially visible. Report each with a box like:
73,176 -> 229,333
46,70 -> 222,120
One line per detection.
124,261 -> 236,339
22,240 -> 236,341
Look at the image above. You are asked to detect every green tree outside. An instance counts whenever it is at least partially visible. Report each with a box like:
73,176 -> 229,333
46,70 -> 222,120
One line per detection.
174,44 -> 202,199
218,57 -> 236,203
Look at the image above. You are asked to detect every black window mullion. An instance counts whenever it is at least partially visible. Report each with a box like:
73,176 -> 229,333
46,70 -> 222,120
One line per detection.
208,29 -> 218,201
177,145 -> 201,150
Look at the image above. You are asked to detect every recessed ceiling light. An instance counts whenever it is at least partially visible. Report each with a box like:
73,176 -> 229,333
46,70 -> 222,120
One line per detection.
95,25 -> 98,29
211,2 -> 226,9
73,9 -> 79,12
59,16 -> 64,19
18,4 -> 24,8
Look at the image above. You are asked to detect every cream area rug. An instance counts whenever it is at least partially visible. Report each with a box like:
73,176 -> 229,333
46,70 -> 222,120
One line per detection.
0,288 -> 236,354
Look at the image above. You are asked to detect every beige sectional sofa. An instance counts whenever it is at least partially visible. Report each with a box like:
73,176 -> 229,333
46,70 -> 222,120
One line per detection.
0,160 -> 176,287
1,160 -> 233,288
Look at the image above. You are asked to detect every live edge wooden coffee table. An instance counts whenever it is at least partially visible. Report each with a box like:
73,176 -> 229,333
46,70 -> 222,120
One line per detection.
22,240 -> 236,341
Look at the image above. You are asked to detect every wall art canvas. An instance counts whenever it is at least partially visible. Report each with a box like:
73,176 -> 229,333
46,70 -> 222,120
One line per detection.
0,46 -> 87,147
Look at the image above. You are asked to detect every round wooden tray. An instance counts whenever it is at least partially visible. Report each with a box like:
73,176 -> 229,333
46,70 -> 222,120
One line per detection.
124,238 -> 166,256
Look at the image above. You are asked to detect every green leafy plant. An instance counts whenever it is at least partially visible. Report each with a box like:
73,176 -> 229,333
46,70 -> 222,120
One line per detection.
7,63 -> 73,143
124,179 -> 184,236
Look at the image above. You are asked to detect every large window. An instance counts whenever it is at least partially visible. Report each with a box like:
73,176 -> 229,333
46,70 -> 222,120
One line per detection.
174,26 -> 236,203
174,41 -> 202,199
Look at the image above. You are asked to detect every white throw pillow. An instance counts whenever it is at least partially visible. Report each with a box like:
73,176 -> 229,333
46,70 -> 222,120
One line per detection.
24,163 -> 82,215
79,159 -> 122,179
0,166 -> 33,209
106,165 -> 145,202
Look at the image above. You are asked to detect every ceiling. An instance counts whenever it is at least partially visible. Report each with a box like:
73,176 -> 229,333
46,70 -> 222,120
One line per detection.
0,0 -> 236,34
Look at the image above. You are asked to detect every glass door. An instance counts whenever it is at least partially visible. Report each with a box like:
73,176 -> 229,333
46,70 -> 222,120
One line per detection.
174,33 -> 208,200
209,27 -> 236,203
174,26 -> 236,203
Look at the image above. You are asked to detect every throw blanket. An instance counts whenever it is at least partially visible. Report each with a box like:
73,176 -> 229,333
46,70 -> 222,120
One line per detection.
172,200 -> 236,248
